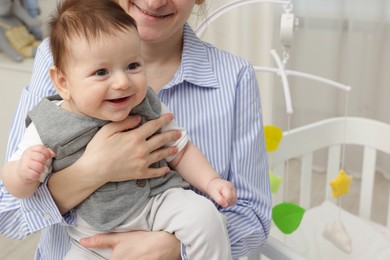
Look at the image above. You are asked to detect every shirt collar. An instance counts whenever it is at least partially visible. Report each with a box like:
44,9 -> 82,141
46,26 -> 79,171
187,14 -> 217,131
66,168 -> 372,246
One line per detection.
167,23 -> 220,89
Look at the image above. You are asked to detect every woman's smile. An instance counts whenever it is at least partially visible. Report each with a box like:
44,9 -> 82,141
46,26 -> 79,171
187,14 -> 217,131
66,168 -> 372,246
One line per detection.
132,3 -> 172,18
131,1 -> 173,19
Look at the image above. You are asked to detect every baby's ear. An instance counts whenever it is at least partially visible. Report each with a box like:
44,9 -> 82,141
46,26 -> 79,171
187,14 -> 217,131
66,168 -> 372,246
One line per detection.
49,66 -> 70,100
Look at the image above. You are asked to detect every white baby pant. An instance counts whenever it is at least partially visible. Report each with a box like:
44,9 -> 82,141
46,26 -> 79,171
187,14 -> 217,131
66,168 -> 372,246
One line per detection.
64,188 -> 232,260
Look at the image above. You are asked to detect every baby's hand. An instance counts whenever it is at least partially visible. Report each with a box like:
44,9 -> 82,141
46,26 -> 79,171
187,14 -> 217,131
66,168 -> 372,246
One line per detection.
207,178 -> 237,208
18,145 -> 55,182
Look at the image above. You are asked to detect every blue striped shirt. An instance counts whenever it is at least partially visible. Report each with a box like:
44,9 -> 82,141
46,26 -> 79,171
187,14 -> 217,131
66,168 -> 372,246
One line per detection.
0,23 -> 271,259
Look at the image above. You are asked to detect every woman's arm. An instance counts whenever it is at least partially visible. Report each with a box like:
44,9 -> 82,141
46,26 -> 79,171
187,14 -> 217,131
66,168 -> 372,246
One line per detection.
80,231 -> 181,260
222,64 -> 272,257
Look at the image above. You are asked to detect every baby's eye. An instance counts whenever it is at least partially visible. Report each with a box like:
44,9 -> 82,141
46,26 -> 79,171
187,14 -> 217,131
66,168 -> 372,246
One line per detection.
127,62 -> 140,70
95,69 -> 108,76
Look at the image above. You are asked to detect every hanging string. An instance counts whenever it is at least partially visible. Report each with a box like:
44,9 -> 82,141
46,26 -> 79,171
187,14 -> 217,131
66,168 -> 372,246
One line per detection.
281,112 -> 292,245
284,112 -> 292,203
340,91 -> 350,170
282,50 -> 290,67
279,0 -> 293,205
337,89 -> 351,209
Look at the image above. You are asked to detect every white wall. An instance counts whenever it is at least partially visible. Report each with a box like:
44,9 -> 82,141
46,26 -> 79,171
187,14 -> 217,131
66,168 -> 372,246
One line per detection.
190,0 -> 280,125
0,0 -> 57,163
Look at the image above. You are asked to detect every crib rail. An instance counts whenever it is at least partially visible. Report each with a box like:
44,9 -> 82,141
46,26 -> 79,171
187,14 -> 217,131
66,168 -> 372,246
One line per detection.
239,237 -> 307,260
270,117 -> 390,227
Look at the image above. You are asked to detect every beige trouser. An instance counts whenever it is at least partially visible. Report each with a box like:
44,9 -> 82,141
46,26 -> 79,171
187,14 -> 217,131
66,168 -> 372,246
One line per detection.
65,188 -> 232,260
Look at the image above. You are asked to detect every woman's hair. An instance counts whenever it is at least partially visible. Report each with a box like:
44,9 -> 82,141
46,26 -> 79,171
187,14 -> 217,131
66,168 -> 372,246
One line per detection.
48,0 -> 137,71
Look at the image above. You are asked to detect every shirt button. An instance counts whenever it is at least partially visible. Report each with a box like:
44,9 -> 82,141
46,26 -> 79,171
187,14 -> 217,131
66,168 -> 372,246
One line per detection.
136,179 -> 146,187
43,213 -> 51,221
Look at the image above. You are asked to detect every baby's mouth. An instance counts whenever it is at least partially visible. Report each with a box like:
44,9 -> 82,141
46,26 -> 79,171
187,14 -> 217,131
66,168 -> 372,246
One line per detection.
108,97 -> 129,103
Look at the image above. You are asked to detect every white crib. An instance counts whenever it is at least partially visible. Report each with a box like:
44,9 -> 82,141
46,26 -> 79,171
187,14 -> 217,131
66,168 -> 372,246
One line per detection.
195,2 -> 390,259
241,117 -> 390,260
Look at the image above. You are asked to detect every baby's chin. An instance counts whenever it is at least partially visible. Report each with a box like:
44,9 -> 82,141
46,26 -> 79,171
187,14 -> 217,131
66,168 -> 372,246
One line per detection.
109,114 -> 133,122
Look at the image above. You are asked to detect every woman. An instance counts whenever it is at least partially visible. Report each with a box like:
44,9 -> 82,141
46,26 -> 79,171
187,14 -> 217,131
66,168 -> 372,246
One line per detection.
0,0 -> 272,259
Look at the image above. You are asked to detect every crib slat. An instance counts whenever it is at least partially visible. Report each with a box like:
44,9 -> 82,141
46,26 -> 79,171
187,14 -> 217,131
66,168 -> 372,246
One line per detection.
387,192 -> 390,228
272,162 -> 285,205
300,153 -> 313,208
325,145 -> 341,202
359,146 -> 376,220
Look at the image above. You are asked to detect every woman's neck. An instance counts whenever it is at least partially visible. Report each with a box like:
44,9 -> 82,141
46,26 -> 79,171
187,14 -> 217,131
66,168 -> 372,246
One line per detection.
141,31 -> 183,93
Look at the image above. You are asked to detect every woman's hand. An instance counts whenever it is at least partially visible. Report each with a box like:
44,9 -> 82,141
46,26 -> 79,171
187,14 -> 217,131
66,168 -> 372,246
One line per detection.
84,113 -> 181,183
80,231 -> 181,260
48,113 -> 181,214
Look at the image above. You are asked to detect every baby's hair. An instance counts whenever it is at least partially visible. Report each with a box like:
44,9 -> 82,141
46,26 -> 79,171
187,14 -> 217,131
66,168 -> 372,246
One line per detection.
48,0 -> 137,72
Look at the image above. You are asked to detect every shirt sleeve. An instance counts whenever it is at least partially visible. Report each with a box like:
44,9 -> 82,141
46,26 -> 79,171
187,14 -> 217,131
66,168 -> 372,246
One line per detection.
160,102 -> 189,162
223,64 -> 272,257
0,38 -> 66,240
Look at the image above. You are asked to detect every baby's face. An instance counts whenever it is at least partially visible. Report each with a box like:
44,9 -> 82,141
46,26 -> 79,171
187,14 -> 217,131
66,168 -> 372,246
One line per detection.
60,27 -> 148,122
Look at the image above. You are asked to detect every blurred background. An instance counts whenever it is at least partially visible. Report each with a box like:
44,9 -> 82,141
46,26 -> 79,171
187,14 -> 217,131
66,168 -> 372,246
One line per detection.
192,0 -> 390,179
